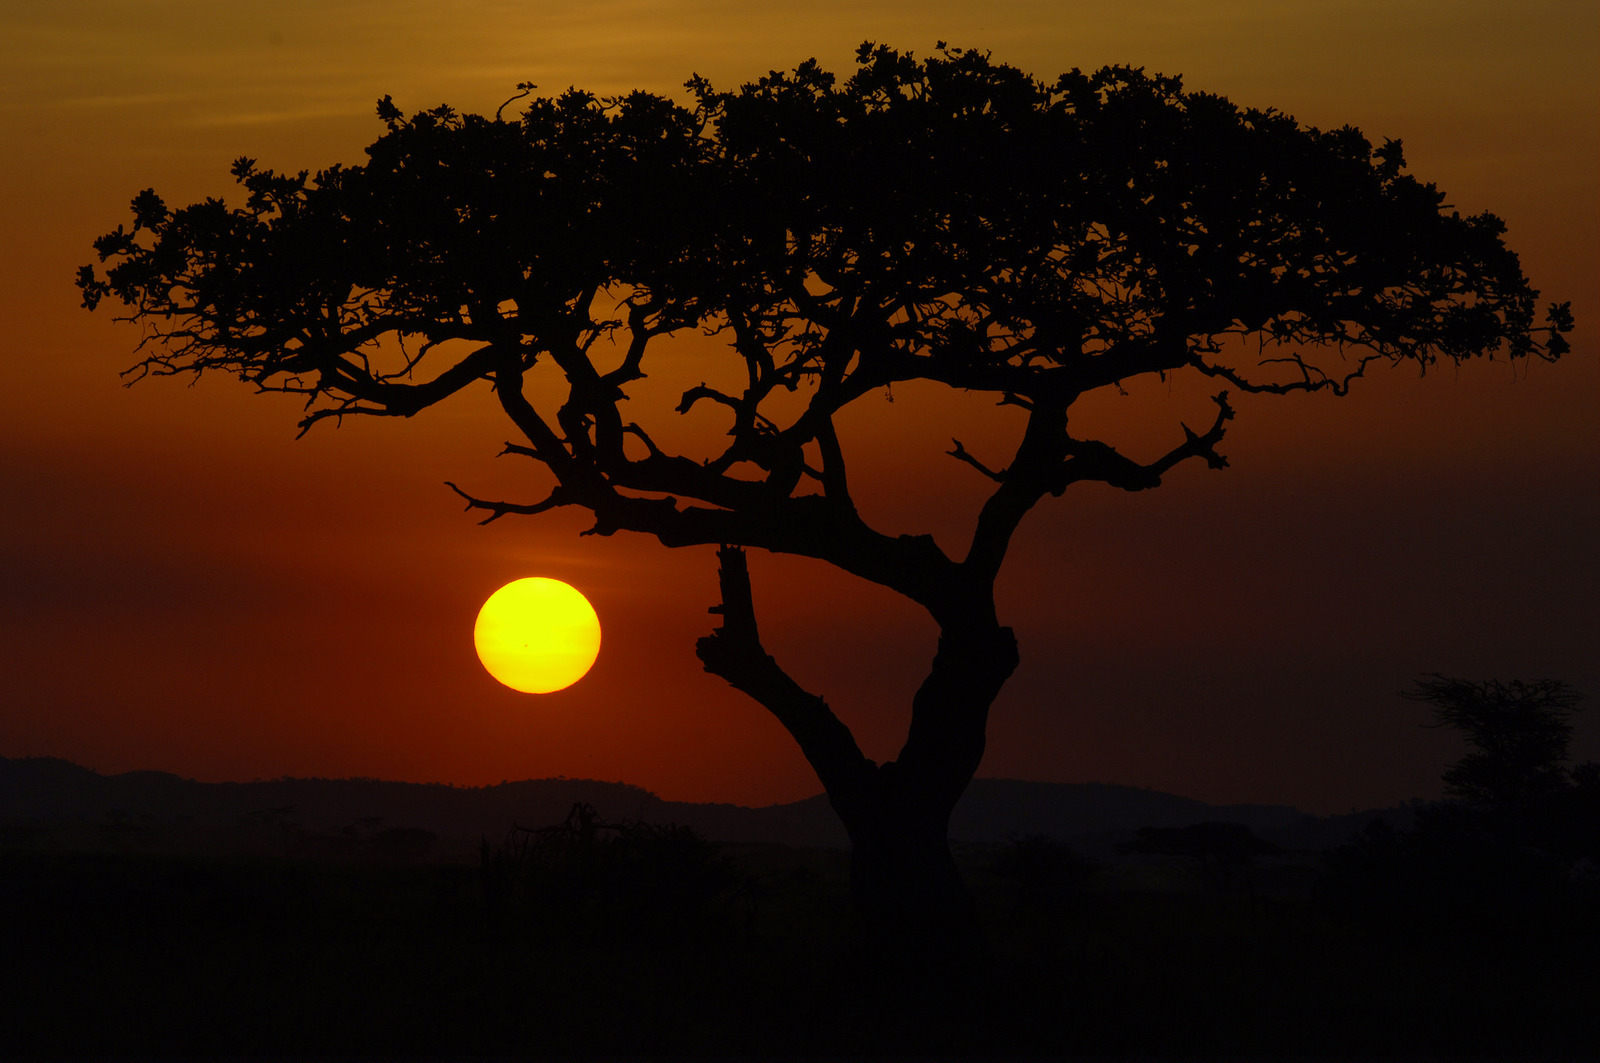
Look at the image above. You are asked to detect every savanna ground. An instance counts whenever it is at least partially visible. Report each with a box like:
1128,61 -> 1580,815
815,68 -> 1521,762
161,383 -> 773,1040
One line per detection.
2,825 -> 1595,1061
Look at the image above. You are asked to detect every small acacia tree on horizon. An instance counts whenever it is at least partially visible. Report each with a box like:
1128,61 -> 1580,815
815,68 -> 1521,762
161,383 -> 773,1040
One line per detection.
1408,675 -> 1588,811
80,44 -> 1570,950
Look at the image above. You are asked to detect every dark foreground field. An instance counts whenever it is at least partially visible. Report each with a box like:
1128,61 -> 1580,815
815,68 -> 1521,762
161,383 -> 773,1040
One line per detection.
3,835 -> 1596,1061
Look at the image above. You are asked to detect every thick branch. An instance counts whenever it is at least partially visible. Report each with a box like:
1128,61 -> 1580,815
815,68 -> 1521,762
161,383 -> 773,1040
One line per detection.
814,416 -> 854,511
963,393 -> 1235,583
1050,391 -> 1234,494
695,546 -> 876,799
600,295 -> 662,388
494,363 -> 580,480
963,401 -> 1071,582
586,491 -> 964,622
894,622 -> 1020,815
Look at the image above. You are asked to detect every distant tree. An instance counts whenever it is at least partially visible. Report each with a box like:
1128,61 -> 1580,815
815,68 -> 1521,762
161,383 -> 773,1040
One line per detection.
1320,678 -> 1596,957
80,44 -> 1570,954
1119,822 -> 1280,894
480,803 -> 742,946
1409,674 -> 1597,867
1407,675 -> 1585,809
991,833 -> 1096,910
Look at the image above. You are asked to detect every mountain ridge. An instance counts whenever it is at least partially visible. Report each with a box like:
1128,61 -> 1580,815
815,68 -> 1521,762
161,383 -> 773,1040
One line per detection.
0,755 -> 1404,855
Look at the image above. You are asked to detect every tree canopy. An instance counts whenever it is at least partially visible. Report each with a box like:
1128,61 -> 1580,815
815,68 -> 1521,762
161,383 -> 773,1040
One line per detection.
80,43 -> 1572,947
79,46 -> 1569,603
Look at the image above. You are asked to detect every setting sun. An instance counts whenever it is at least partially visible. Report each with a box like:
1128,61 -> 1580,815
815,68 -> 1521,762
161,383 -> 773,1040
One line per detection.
473,578 -> 601,694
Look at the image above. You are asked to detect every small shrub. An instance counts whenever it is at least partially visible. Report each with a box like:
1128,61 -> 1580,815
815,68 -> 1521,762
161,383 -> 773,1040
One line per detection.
991,833 -> 1095,912
480,803 -> 748,948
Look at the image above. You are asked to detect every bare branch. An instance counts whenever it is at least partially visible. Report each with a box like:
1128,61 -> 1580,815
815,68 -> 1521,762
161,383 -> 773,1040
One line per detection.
1147,391 -> 1235,476
293,401 -> 406,437
948,439 -> 1008,482
1190,343 -> 1392,397
676,383 -> 740,416
445,481 -> 569,525
621,422 -> 667,459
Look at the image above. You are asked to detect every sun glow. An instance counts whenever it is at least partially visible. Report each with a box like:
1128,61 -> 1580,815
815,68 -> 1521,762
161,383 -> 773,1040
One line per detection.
473,578 -> 601,694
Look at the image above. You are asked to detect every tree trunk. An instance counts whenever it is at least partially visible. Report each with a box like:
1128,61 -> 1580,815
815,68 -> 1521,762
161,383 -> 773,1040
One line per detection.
835,623 -> 1019,960
696,546 -> 1018,960
835,771 -> 985,959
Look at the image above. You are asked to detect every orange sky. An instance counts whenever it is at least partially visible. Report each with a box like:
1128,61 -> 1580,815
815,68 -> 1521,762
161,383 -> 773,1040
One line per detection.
1,0 -> 1596,814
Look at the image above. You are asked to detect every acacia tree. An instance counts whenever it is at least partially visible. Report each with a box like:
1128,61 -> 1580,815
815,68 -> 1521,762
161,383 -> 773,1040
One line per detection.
80,45 -> 1570,949
1407,675 -> 1586,809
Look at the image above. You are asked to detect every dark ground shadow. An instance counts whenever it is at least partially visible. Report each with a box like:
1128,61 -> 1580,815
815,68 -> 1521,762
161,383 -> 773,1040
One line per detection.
3,805 -> 1596,1061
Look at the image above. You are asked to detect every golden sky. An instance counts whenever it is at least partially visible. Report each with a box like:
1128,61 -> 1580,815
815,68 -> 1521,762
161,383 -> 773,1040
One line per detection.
1,0 -> 1595,813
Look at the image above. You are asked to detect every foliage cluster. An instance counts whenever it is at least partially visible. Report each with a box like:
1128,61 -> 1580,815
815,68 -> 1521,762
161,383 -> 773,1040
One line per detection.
478,802 -> 749,947
77,43 -> 1570,536
989,832 -> 1098,913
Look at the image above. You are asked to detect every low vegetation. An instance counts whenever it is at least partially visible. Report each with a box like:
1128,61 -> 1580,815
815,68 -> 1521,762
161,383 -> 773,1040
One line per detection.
4,820 -> 1594,1057
4,677 -> 1594,1057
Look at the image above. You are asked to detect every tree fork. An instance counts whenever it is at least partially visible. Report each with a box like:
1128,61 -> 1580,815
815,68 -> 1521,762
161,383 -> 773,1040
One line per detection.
698,545 -> 1009,957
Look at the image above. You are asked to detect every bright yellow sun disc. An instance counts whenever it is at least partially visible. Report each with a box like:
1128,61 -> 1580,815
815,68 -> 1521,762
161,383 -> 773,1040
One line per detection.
473,578 -> 601,694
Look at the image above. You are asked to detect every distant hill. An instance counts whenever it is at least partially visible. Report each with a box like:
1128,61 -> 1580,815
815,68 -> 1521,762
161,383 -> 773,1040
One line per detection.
0,756 -> 1403,856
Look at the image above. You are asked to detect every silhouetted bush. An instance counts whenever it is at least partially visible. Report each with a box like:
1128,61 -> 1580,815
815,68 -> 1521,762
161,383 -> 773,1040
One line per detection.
480,802 -> 749,948
1320,808 -> 1576,956
1119,821 -> 1280,896
990,833 -> 1096,913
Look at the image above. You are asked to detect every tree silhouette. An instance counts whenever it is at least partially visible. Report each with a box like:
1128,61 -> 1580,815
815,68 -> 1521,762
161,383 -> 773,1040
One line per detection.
1320,679 -> 1596,959
1409,674 -> 1596,868
80,44 -> 1570,952
1407,674 -> 1585,810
